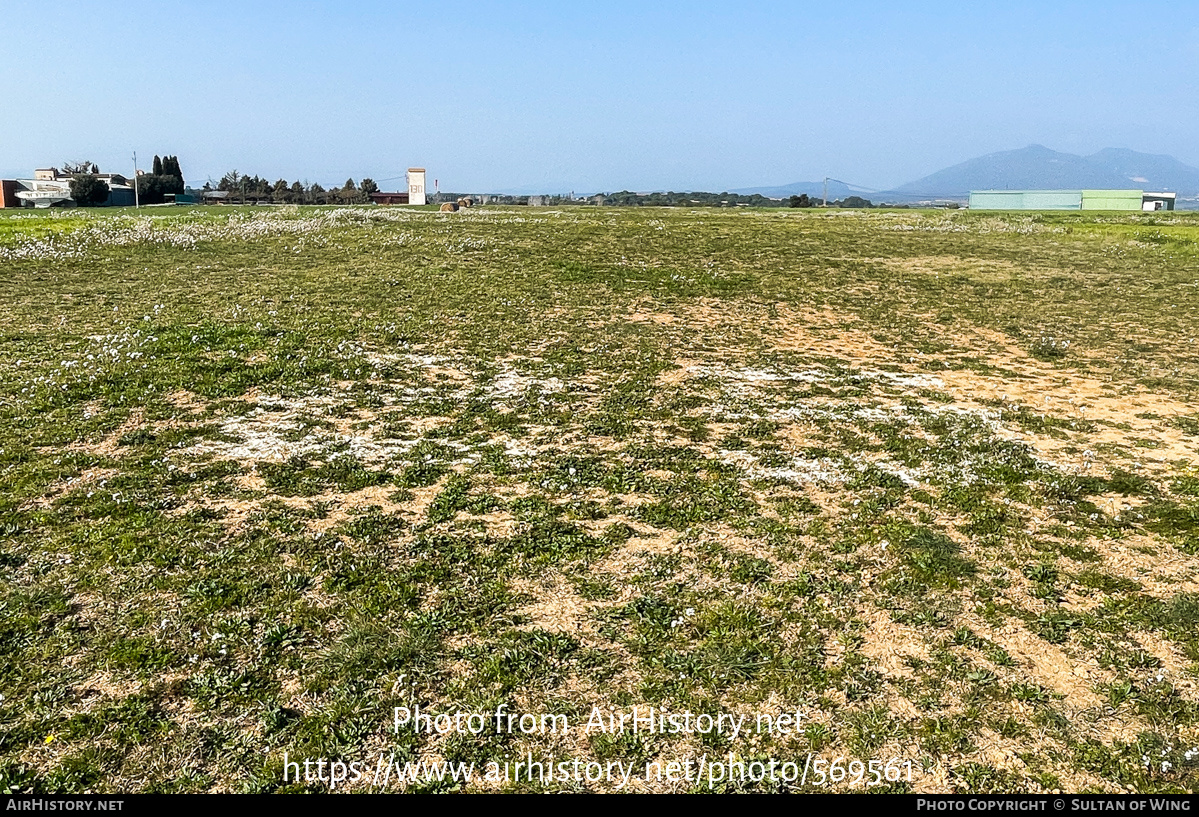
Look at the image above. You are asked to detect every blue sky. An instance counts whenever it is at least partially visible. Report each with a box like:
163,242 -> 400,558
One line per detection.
3,2 -> 1197,193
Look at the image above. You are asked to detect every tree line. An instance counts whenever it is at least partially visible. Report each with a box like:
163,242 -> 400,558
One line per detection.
197,175 -> 875,208
66,156 -> 875,209
589,191 -> 873,208
210,173 -> 380,204
786,193 -> 873,208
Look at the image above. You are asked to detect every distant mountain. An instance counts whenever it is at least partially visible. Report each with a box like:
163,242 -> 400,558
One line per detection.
731,180 -> 856,200
892,145 -> 1123,196
1084,148 -> 1199,194
887,145 -> 1199,199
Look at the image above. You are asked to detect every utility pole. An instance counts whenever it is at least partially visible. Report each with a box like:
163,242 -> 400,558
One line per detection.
133,151 -> 140,209
823,177 -> 828,208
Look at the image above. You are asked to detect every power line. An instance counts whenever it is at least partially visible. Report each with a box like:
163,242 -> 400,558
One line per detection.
812,178 -> 969,200
825,177 -> 881,194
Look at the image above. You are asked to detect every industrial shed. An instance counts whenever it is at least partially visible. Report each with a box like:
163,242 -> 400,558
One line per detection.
1080,190 -> 1143,210
970,189 -> 1175,211
369,192 -> 410,205
970,190 -> 1082,210
0,180 -> 21,208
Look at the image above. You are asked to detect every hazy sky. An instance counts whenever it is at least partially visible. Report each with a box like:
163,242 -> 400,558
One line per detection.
3,2 -> 1197,193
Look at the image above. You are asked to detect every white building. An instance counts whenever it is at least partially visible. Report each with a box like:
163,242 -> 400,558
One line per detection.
407,168 -> 426,206
5,167 -> 135,208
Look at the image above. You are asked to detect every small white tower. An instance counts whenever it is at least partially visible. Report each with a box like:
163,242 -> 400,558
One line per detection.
407,168 -> 426,206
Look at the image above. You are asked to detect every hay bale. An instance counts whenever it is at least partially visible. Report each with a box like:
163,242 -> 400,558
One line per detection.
457,197 -> 473,208
440,202 -> 458,212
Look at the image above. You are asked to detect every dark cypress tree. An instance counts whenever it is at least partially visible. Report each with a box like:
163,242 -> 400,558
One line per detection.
152,155 -> 163,175
158,156 -> 183,194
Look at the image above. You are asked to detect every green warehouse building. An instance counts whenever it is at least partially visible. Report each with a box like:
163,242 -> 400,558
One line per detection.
969,189 -> 1176,211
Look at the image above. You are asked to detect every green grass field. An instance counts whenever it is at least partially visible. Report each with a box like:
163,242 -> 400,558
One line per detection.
1,204 -> 1198,793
